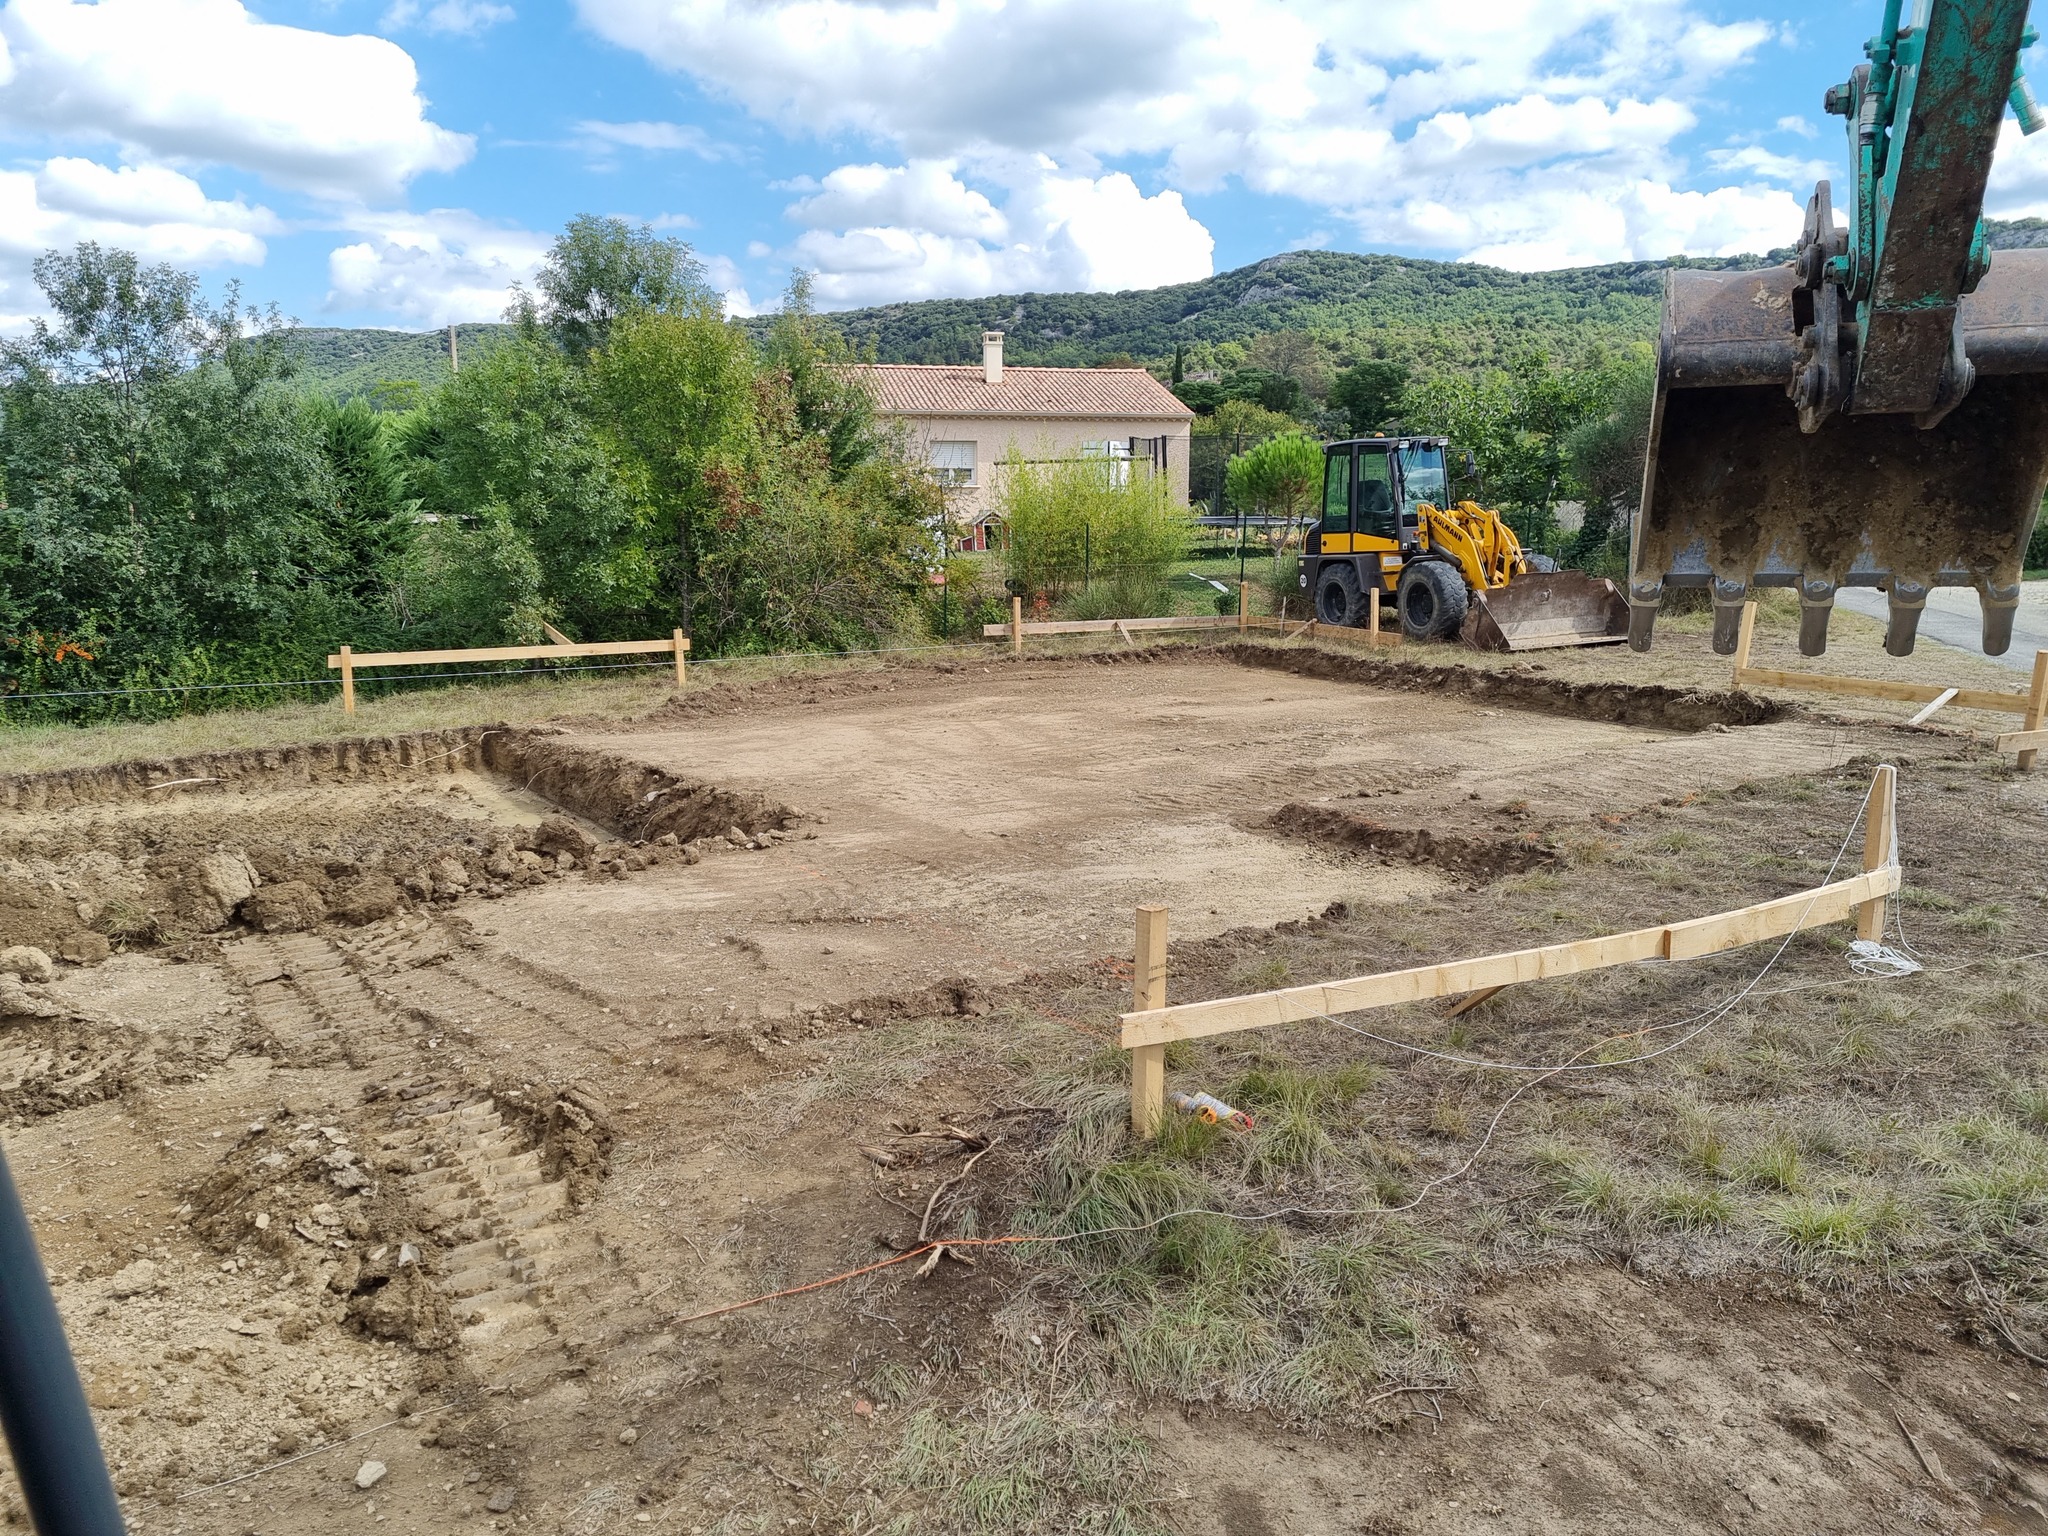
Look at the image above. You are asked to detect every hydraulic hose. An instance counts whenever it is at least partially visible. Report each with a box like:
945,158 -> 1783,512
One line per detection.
0,1143 -> 126,1535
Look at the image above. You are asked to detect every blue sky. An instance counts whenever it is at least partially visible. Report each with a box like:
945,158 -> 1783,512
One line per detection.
3,0 -> 2047,333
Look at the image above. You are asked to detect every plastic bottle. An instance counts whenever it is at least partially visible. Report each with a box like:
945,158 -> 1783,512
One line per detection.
1169,1090 -> 1254,1131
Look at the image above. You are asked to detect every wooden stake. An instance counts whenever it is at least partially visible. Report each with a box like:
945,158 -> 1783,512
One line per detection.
672,629 -> 689,690
1130,905 -> 1168,1138
1368,584 -> 1381,643
1011,595 -> 1023,658
2021,650 -> 2048,773
1732,599 -> 1757,681
1904,688 -> 1959,727
339,645 -> 355,716
1857,763 -> 1897,941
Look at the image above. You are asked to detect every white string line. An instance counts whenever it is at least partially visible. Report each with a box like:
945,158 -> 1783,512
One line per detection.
1040,763 -> 1987,1240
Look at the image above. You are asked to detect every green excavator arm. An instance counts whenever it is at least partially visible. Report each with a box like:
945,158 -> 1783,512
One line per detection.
1633,0 -> 2048,657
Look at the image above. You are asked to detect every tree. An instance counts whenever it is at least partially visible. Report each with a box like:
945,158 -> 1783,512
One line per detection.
308,395 -> 418,609
404,336 -> 650,643
759,271 -> 887,479
1196,398 -> 1298,443
0,243 -> 344,704
521,215 -> 711,362
1328,360 -> 1410,435
591,305 -> 757,637
1224,432 -> 1323,523
1402,347 -> 1622,547
1248,330 -> 1330,401
1559,349 -> 1654,570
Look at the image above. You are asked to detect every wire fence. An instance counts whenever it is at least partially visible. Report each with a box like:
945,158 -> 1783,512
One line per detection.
0,640 -> 1042,716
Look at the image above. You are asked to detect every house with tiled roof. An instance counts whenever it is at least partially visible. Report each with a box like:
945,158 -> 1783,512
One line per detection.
855,332 -> 1194,549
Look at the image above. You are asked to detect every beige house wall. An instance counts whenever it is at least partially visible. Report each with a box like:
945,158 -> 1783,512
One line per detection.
891,414 -> 1193,524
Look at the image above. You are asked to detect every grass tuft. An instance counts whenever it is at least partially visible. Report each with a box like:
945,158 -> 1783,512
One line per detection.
1736,1133 -> 1804,1192
1644,1180 -> 1732,1232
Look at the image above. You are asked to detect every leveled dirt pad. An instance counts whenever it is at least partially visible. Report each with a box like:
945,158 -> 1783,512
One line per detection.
1,643 -> 2045,1536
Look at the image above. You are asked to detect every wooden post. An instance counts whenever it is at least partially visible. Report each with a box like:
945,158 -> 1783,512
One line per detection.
1130,905 -> 1168,1138
1011,595 -> 1024,658
2021,650 -> 2048,773
1238,580 -> 1250,632
1732,599 -> 1758,682
1368,584 -> 1382,643
672,629 -> 688,690
339,645 -> 355,716
1856,763 -> 1897,941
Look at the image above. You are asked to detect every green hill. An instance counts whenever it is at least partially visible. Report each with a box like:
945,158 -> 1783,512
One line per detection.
286,222 -> 2048,396
284,322 -> 518,402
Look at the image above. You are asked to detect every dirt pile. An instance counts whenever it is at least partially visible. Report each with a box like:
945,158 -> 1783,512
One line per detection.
478,734 -> 795,843
0,727 -> 501,814
1267,802 -> 1560,883
1215,641 -> 1792,730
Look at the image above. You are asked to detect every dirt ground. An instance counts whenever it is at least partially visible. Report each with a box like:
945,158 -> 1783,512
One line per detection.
1,633 -> 2046,1535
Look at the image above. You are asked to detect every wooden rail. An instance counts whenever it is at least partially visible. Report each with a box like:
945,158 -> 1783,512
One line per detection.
1730,600 -> 2041,727
327,632 -> 689,714
988,581 -> 1397,649
1120,766 -> 1898,1133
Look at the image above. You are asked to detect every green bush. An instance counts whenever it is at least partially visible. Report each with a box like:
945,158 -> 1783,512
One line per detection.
998,454 -> 1189,614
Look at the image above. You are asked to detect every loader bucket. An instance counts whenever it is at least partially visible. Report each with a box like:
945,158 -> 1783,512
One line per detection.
1632,250 -> 2048,657
1462,572 -> 1629,652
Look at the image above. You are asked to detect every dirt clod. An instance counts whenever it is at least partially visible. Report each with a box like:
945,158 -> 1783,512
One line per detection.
0,945 -> 55,983
240,881 -> 328,934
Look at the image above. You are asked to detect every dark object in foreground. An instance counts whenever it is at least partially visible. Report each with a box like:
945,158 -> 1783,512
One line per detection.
0,1145 -> 126,1535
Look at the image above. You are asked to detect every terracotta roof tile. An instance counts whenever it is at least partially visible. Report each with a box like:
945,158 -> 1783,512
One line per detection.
855,364 -> 1193,421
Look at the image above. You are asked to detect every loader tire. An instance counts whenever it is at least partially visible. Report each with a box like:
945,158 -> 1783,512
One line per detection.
1399,561 -> 1468,640
1314,564 -> 1366,626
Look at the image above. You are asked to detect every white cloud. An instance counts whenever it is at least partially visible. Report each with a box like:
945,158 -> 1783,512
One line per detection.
574,0 -> 1800,275
786,158 -> 1214,305
0,0 -> 472,200
1456,179 -> 1803,268
788,162 -> 1005,243
702,253 -> 757,317
0,155 -> 273,320
326,209 -> 549,324
1705,144 -> 1831,186
381,0 -> 515,36
1776,114 -> 1818,138
572,119 -> 726,157
1986,117 -> 2048,218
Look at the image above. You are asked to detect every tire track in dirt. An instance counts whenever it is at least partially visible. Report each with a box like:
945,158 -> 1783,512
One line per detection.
220,927 -> 661,1402
0,1019 -> 139,1125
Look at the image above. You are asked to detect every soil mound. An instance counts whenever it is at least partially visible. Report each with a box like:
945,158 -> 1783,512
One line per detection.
1218,641 -> 1791,730
1268,802 -> 1560,883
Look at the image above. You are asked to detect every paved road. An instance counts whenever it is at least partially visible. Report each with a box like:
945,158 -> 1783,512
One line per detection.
1830,579 -> 2048,672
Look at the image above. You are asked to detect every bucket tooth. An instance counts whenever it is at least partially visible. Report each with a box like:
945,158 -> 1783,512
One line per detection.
1884,580 -> 1928,656
1797,579 -> 1836,657
1626,580 -> 1663,652
1710,578 -> 1750,655
1982,581 -> 2022,655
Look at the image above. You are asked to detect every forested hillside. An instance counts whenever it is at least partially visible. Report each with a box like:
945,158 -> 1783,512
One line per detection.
286,322 -> 518,402
287,248 -> 1767,395
285,220 -> 2048,398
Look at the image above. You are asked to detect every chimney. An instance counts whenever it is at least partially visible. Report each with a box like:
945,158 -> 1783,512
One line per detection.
982,330 -> 1004,386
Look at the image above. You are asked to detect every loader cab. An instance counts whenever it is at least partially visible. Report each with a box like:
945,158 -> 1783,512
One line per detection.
1313,437 -> 1450,554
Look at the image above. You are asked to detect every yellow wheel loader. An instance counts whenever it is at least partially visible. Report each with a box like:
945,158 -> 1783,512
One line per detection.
1296,437 -> 1628,651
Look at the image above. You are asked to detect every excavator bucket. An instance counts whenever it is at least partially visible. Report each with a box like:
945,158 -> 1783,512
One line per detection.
1462,572 -> 1629,652
1633,250 -> 2048,657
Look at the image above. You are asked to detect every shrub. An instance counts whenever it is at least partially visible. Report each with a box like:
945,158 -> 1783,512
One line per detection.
997,451 -> 1189,612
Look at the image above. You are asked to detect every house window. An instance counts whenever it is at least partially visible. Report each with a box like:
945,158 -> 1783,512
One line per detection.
1080,440 -> 1131,485
929,440 -> 976,487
